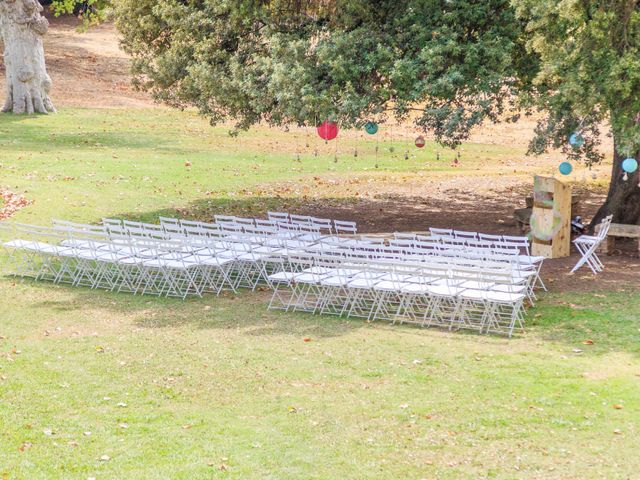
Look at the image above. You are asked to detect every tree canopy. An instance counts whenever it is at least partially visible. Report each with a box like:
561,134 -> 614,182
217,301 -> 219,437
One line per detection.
51,0 -> 640,223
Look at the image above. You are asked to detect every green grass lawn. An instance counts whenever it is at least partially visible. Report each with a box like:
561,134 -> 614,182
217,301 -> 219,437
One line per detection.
0,109 -> 638,479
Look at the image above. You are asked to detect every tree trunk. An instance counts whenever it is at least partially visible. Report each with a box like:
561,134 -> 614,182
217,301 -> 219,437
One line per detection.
589,144 -> 640,231
0,0 -> 54,114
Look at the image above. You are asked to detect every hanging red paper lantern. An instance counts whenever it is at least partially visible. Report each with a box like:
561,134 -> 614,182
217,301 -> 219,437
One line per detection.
415,136 -> 426,148
317,121 -> 339,141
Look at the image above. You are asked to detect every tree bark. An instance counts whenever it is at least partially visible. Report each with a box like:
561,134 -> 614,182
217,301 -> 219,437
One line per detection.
589,143 -> 640,231
0,0 -> 54,114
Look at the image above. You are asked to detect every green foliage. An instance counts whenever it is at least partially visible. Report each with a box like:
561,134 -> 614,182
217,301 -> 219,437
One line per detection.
114,1 -> 640,166
50,0 -> 109,25
114,0 -> 528,147
513,0 -> 640,165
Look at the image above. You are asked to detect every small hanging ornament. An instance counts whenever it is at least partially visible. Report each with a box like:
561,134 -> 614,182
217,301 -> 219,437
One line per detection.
317,121 -> 339,141
623,171 -> 629,181
569,132 -> 585,148
559,161 -> 573,175
364,122 -> 378,135
354,147 -> 358,158
404,151 -> 409,160
621,157 -> 638,173
415,136 -> 426,148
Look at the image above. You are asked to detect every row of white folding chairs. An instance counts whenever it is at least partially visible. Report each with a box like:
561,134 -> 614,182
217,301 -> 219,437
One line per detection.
302,241 -> 538,302
392,233 -> 546,291
267,211 -> 358,235
95,221 -> 294,291
426,228 -> 534,254
267,252 -> 527,336
1,223 -> 289,296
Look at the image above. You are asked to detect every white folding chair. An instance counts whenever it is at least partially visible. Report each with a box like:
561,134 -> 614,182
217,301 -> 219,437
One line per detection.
571,215 -> 613,274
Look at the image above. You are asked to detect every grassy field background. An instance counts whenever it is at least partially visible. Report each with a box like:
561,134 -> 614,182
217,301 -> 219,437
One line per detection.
0,108 -> 638,479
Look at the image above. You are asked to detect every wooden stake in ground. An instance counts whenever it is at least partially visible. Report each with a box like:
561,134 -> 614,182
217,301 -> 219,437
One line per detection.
0,0 -> 55,114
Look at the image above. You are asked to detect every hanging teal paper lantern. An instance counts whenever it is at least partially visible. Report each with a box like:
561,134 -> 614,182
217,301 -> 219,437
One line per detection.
569,133 -> 585,148
621,157 -> 638,173
364,122 -> 378,135
559,161 -> 573,175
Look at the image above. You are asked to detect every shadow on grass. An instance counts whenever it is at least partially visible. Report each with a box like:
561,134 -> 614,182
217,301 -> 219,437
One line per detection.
6,275 -> 638,355
10,278 -> 364,340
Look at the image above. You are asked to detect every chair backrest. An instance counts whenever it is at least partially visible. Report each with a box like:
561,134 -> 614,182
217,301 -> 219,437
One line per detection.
310,217 -> 333,234
290,214 -> 313,225
429,227 -> 453,238
268,211 -> 290,223
214,214 -> 237,224
453,230 -> 478,240
334,220 -> 357,235
159,216 -> 179,226
596,215 -> 614,240
102,218 -> 122,227
478,233 -> 503,242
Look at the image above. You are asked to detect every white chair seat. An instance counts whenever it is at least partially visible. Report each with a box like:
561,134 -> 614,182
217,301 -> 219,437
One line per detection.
293,272 -> 325,283
574,235 -> 598,244
302,266 -> 334,275
400,283 -> 430,294
373,280 -> 410,291
347,278 -> 378,289
268,271 -> 296,282
458,280 -> 494,290
426,285 -> 462,296
491,284 -> 527,293
199,256 -> 233,267
320,275 -> 348,287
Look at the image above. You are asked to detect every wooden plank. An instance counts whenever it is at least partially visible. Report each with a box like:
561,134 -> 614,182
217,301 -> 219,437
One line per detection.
552,179 -> 571,258
608,223 -> 640,238
595,223 -> 640,255
530,176 -> 571,258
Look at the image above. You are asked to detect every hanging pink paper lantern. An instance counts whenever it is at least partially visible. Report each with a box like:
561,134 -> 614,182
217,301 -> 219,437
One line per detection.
415,136 -> 426,148
317,121 -> 339,141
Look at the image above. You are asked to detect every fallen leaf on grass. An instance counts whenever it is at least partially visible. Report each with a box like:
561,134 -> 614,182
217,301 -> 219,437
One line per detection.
99,455 -> 110,462
613,404 -> 624,410
613,429 -> 622,435
582,339 -> 594,345
19,441 -> 32,452
303,337 -> 312,342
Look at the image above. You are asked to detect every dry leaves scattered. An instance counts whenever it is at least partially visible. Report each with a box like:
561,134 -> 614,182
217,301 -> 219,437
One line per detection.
0,189 -> 31,220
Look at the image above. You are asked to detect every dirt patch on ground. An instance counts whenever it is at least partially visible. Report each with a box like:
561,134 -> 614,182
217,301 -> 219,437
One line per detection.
252,174 -> 638,293
0,14 -> 154,109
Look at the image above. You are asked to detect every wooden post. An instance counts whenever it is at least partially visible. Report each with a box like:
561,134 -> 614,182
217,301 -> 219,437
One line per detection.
531,175 -> 572,258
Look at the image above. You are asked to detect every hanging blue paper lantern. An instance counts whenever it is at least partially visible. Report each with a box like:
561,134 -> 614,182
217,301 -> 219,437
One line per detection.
569,133 -> 585,148
364,122 -> 378,135
559,161 -> 573,175
621,157 -> 638,173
